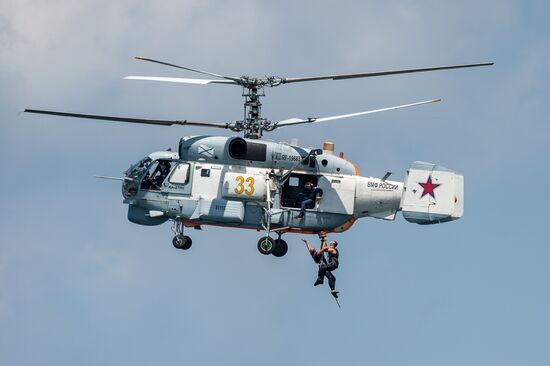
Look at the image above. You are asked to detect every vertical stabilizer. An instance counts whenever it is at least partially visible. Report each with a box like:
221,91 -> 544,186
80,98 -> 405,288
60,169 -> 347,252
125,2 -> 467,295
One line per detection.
401,161 -> 464,225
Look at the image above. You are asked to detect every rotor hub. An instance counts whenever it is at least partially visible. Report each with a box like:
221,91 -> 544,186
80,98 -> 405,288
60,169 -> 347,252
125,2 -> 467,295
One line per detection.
238,84 -> 274,139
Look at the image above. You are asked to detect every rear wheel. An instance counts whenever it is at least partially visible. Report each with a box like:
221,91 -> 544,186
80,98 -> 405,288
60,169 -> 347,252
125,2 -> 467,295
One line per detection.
181,235 -> 192,250
272,239 -> 288,257
257,236 -> 275,255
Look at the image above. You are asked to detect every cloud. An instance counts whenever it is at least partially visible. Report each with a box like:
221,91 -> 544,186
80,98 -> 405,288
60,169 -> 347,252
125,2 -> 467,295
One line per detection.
1,2 -> 550,366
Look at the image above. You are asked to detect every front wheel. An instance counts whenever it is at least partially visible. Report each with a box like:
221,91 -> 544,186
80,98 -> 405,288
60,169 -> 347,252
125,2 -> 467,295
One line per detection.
173,235 -> 192,250
257,236 -> 275,255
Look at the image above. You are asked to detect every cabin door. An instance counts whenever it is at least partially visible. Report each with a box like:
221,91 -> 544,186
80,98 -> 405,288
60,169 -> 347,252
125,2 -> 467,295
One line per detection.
316,175 -> 355,215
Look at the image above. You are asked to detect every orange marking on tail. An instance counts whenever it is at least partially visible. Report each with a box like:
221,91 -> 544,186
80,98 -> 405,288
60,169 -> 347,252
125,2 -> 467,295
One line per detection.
353,163 -> 361,176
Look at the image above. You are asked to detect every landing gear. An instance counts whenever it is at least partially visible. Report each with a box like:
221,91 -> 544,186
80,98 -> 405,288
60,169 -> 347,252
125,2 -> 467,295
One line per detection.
272,239 -> 288,257
257,236 -> 275,255
257,235 -> 288,257
259,182 -> 289,257
172,234 -> 192,250
172,219 -> 192,250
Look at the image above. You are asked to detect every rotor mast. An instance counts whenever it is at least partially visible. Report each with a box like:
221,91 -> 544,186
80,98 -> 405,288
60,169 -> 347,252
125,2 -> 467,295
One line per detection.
243,84 -> 265,139
235,77 -> 282,139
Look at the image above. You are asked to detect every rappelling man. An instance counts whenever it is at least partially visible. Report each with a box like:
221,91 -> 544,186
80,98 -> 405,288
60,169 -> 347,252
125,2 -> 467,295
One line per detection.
303,231 -> 339,298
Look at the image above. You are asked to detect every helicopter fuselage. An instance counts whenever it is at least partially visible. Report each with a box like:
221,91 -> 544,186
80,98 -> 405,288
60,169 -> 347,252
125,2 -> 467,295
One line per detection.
122,135 -> 406,234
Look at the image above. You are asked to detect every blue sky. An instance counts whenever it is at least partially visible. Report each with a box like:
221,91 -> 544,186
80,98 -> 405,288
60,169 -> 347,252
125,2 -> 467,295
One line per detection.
1,1 -> 549,365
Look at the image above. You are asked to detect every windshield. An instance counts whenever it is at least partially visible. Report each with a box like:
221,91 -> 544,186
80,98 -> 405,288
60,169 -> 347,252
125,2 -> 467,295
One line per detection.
122,157 -> 153,198
125,157 -> 153,180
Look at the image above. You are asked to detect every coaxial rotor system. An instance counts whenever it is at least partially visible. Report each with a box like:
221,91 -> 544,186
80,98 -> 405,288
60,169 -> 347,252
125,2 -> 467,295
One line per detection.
26,56 -> 493,139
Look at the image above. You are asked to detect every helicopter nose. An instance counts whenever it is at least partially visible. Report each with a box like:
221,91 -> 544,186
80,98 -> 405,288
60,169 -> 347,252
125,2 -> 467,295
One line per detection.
122,178 -> 138,199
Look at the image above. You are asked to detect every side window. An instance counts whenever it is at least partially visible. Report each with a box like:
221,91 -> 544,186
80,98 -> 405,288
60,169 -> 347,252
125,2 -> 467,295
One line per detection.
140,160 -> 173,190
169,163 -> 190,184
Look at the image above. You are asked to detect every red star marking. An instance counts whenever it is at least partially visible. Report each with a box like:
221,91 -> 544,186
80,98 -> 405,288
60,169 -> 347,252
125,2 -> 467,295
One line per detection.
419,176 -> 441,199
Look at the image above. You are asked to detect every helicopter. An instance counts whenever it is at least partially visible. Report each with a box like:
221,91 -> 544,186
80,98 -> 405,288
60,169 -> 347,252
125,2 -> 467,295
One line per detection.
25,57 -> 493,257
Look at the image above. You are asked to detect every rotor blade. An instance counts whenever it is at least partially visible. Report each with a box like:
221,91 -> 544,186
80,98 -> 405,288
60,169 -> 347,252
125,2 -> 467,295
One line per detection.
24,109 -> 232,129
134,56 -> 242,83
124,76 -> 238,85
282,62 -> 494,84
274,99 -> 441,128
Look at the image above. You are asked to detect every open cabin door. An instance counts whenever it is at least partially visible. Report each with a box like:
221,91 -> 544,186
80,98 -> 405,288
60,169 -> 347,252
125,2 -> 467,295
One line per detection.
280,173 -> 318,208
280,173 -> 355,215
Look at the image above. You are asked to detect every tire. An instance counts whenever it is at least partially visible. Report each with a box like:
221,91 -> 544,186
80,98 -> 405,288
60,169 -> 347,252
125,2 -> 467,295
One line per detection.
257,236 -> 275,255
272,239 -> 288,257
173,234 -> 192,250
181,235 -> 192,250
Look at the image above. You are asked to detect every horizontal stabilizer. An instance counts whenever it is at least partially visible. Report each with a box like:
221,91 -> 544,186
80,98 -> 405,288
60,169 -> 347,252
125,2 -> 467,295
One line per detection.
401,161 -> 464,225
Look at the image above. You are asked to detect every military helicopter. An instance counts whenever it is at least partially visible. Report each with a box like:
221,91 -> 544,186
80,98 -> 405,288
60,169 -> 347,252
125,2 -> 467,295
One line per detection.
25,57 -> 492,257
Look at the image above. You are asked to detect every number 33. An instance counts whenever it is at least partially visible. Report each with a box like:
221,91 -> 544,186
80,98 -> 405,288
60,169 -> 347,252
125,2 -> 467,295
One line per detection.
234,176 -> 255,195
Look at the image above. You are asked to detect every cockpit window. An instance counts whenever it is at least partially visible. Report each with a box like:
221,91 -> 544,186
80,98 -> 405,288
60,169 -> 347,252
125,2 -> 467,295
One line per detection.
124,157 -> 152,181
169,163 -> 190,184
141,160 -> 173,190
122,157 -> 152,198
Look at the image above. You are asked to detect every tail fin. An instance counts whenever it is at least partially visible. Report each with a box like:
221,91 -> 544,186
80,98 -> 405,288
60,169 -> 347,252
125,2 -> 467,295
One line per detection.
401,161 -> 464,225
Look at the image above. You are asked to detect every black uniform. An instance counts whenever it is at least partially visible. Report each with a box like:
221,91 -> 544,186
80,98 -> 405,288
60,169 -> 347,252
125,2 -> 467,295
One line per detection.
311,247 -> 338,291
318,248 -> 339,291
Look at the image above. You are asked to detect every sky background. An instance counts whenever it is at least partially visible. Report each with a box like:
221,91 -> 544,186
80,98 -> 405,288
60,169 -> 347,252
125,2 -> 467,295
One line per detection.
1,1 -> 549,365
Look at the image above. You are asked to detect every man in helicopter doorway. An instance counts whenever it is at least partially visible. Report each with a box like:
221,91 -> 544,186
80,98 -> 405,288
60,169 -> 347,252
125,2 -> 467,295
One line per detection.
303,231 -> 339,298
295,181 -> 323,219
